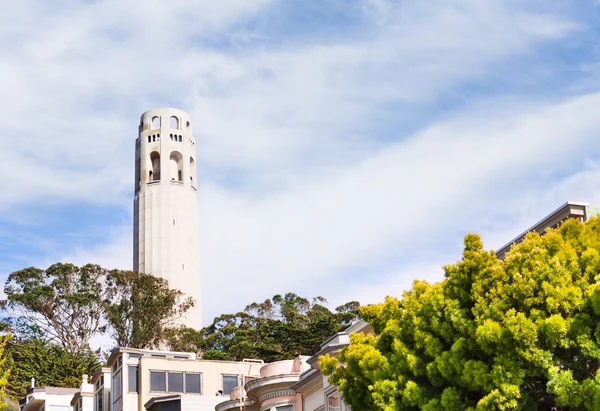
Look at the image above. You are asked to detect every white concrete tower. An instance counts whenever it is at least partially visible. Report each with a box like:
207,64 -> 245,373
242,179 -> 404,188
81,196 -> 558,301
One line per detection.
133,108 -> 202,329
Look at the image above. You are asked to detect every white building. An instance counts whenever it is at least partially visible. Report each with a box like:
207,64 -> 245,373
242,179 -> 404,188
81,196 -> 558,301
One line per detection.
133,108 -> 202,329
51,347 -> 262,411
19,386 -> 79,411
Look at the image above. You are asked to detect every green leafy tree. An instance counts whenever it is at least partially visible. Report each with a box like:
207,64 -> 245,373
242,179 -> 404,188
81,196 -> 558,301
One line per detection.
1,264 -> 108,354
178,293 -> 360,362
4,338 -> 100,400
321,217 -> 600,410
163,326 -> 204,353
104,270 -> 194,349
1,263 -> 194,351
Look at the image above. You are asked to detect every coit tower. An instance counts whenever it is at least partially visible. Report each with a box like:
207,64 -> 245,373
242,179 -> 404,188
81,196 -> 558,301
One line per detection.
133,108 -> 202,329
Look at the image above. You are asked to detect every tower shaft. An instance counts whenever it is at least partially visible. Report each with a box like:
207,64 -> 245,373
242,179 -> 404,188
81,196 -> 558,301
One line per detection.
133,108 -> 202,330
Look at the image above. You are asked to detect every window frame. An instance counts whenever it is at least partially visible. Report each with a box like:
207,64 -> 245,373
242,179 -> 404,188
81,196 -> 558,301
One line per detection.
149,370 -> 167,393
128,365 -> 139,393
112,356 -> 123,411
184,372 -> 202,395
167,371 -> 184,394
221,374 -> 239,395
148,370 -> 203,395
93,375 -> 104,411
326,391 -> 342,411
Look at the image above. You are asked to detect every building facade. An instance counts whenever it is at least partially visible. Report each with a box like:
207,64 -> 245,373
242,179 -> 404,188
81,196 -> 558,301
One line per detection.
215,357 -> 309,411
133,108 -> 202,329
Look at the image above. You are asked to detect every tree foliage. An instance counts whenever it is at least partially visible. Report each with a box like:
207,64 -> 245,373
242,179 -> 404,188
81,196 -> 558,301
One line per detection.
166,293 -> 360,362
1,264 -> 108,354
104,270 -> 194,349
321,217 -> 600,410
4,338 -> 100,400
1,264 -> 194,352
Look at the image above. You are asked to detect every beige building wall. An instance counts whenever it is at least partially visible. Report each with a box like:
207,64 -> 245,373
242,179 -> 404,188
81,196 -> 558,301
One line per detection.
303,386 -> 324,411
134,108 -> 202,329
106,348 -> 262,411
138,356 -> 260,407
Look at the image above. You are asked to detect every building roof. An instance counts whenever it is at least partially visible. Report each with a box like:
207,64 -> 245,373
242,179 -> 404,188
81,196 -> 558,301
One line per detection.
20,387 -> 80,411
495,201 -> 591,260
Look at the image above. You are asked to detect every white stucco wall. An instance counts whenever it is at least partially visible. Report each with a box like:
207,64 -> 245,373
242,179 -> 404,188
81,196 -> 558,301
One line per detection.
303,389 -> 324,411
134,108 -> 202,329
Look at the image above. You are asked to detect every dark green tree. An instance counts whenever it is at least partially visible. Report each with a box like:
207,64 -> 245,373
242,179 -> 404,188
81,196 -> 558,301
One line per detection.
176,293 -> 360,362
163,326 -> 204,354
4,338 -> 99,400
104,270 -> 194,349
321,217 -> 600,410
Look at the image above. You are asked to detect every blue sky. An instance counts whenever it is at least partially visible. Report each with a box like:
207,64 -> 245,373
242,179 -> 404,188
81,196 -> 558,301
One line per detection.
2,0 -> 600,326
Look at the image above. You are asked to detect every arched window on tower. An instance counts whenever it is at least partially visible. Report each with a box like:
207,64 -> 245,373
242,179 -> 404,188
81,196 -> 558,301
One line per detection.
170,116 -> 179,130
170,151 -> 183,182
135,157 -> 140,188
150,151 -> 161,181
152,116 -> 161,129
190,157 -> 196,184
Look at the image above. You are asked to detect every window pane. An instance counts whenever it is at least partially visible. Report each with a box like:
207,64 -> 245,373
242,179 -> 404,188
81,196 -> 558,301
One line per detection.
112,369 -> 122,402
150,371 -> 166,392
185,373 -> 201,394
128,366 -> 138,393
168,372 -> 184,393
95,391 -> 103,411
222,375 -> 238,395
328,392 -> 341,411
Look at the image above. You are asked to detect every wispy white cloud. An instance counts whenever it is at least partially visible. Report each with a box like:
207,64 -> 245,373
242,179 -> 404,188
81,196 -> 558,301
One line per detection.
197,91 -> 600,319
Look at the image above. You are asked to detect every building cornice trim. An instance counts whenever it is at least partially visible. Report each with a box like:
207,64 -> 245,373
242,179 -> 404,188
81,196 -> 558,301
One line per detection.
258,389 -> 296,403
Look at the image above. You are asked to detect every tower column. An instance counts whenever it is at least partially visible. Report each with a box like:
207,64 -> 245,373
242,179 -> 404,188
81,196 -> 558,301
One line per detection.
133,108 -> 202,330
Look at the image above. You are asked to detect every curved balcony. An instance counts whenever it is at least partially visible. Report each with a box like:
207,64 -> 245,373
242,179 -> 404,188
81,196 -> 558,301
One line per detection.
230,385 -> 247,400
215,398 -> 256,411
260,360 -> 297,378
245,357 -> 310,399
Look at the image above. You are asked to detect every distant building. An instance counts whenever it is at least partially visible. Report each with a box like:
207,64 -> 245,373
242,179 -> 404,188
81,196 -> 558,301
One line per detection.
20,386 -> 79,411
495,201 -> 600,260
108,347 -> 261,411
215,356 -> 309,411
